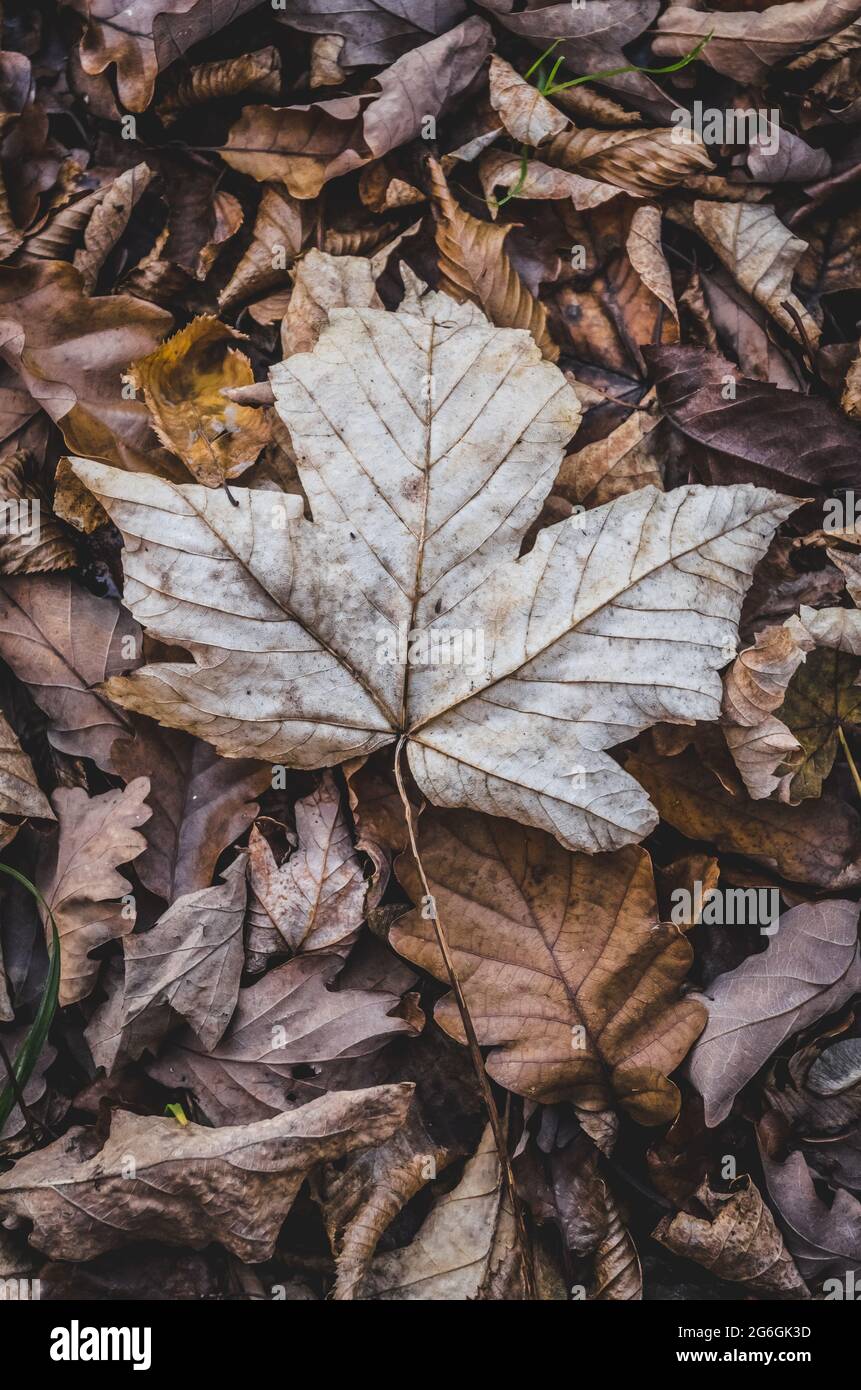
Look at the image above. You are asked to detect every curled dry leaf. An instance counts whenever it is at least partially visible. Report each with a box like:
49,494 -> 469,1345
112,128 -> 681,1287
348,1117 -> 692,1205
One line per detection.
37,778 -> 151,1006
478,149 -> 620,213
127,316 -> 270,486
555,397 -> 664,508
655,1 -> 861,85
688,900 -> 861,1127
320,1097 -> 454,1300
392,811 -> 706,1124
653,1178 -> 810,1300
488,54 -> 568,145
158,45 -> 281,114
280,249 -> 383,357
723,607 -> 861,802
0,450 -> 77,574
428,157 -> 559,359
218,185 -> 311,311
543,126 -> 712,198
758,1129 -> 861,1286
685,202 -> 820,347
247,772 -> 366,963
0,710 -> 53,821
0,1085 -> 414,1261
358,1123 -> 518,1300
72,164 -> 153,295
66,0 -> 264,112
72,289 -> 797,854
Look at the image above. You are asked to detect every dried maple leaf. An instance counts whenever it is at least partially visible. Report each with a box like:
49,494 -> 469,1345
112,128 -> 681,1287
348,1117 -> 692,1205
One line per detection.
37,778 -> 151,1006
73,291 -> 796,854
391,810 -> 706,1122
0,1084 -> 413,1261
127,316 -> 270,486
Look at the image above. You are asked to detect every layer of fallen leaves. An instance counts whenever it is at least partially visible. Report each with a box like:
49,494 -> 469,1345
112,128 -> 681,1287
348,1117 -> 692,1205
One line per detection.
0,0 -> 860,1305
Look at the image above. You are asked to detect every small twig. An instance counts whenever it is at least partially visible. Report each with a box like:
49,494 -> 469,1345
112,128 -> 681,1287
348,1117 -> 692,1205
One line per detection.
780,298 -> 816,369
393,738 -> 537,1299
222,480 -> 240,507
838,725 -> 861,800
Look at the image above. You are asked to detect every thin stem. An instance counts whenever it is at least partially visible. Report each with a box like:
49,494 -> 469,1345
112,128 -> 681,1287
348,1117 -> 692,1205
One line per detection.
838,725 -> 861,800
0,1035 -> 39,1145
393,738 -> 537,1300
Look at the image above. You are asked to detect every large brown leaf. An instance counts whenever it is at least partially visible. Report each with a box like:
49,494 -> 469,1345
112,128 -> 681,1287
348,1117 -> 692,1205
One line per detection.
0,1085 -> 413,1261
0,261 -> 173,470
391,809 -> 706,1124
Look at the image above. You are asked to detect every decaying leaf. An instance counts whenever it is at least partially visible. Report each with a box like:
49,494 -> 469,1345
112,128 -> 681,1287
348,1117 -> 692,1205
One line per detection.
358,1123 -> 518,1300
247,772 -> 366,962
0,1085 -> 414,1260
37,778 -> 151,1006
0,711 -> 53,822
688,900 -> 861,1127
146,952 -> 421,1123
653,1178 -> 810,1299
118,854 -> 247,1051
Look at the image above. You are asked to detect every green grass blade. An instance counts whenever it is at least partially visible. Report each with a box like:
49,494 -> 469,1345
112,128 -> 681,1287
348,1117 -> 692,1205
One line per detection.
0,863 -> 61,1135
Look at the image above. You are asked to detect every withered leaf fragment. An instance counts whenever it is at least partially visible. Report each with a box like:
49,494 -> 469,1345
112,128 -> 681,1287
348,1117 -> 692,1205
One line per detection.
0,1086 -> 413,1261
653,1179 -> 810,1299
119,854 -> 247,1051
